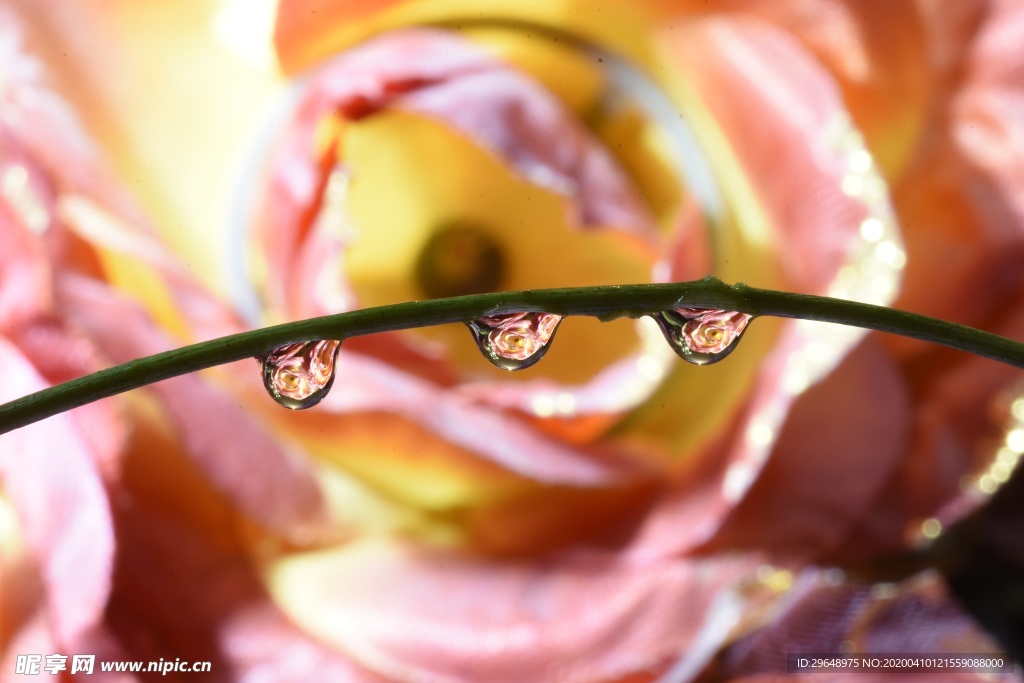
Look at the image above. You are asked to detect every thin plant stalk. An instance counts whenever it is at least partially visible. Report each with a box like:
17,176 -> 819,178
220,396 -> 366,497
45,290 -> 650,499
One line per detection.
2,277 -> 1023,435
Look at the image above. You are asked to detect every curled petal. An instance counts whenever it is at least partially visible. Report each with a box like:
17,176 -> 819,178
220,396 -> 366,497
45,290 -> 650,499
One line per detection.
255,28 -> 654,314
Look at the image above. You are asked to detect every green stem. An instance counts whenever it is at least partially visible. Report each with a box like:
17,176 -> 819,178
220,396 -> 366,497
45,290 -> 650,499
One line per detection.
2,277 -> 1023,435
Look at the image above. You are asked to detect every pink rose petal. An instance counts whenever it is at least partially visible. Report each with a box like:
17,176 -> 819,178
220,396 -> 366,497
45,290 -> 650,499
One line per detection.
271,541 -> 755,683
0,127 -> 54,329
0,7 -> 154,243
0,338 -> 115,646
621,14 -> 912,565
662,15 -> 871,294
7,316 -> 125,479
105,501 -> 380,681
222,604 -> 393,683
698,339 -> 910,561
834,291 -> 1024,564
56,275 -> 330,541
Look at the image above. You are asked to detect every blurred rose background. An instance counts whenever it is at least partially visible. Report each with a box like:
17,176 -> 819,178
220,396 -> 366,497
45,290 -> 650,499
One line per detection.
1,0 -> 1024,681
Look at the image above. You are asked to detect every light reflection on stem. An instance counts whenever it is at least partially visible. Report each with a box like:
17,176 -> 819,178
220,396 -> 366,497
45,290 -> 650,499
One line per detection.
2,277 -> 1023,434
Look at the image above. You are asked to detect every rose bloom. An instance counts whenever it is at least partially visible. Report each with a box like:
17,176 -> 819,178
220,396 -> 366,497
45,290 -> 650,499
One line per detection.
2,1 -> 1024,681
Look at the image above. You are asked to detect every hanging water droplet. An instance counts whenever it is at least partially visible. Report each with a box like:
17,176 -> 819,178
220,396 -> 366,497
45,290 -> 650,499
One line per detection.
259,339 -> 342,409
651,308 -> 753,365
467,311 -> 563,371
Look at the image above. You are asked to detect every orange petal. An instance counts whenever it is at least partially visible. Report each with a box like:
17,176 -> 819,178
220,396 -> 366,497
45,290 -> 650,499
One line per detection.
890,0 -> 1024,340
273,0 -> 662,75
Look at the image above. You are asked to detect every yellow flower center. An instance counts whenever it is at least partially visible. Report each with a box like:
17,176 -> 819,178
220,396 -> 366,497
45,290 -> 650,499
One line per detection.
414,222 -> 506,298
502,333 -> 527,352
278,369 -> 301,392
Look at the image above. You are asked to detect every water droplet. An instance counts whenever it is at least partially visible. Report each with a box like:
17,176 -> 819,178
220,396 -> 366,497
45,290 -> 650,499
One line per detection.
651,308 -> 753,365
467,312 -> 562,371
259,340 -> 341,409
